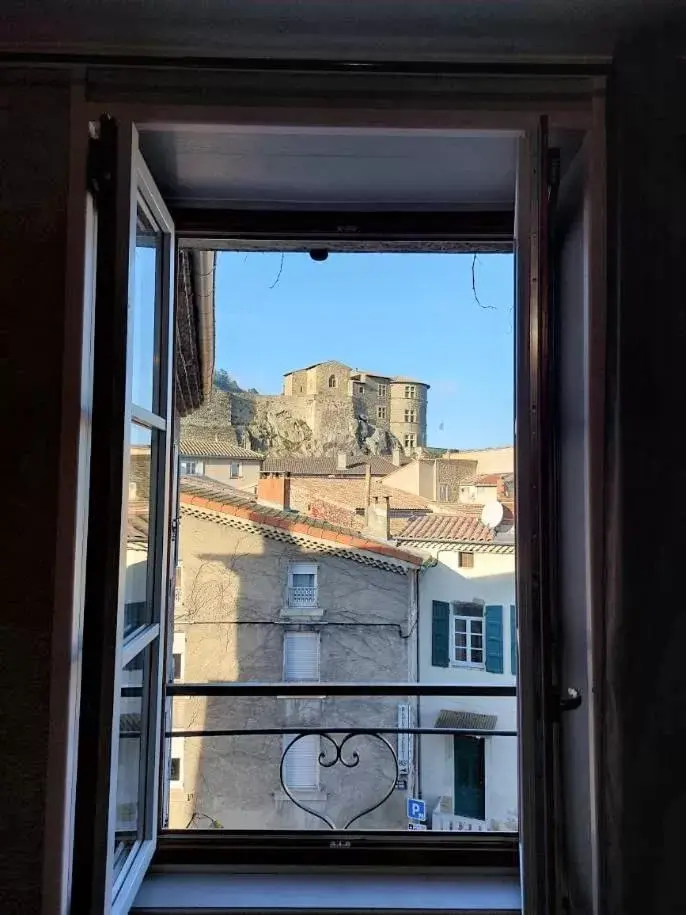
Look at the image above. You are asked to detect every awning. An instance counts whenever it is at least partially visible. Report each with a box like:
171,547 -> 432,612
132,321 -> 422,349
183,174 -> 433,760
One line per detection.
434,709 -> 497,731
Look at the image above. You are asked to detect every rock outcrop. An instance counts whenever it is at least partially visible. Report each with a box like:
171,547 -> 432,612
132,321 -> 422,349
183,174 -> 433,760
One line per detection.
182,386 -> 402,457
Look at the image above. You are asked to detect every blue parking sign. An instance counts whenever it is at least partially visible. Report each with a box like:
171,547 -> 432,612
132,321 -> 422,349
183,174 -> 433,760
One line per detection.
406,798 -> 426,822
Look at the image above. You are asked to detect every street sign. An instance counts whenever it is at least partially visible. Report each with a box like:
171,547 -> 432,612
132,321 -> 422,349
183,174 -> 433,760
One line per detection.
406,798 -> 426,821
408,822 -> 427,830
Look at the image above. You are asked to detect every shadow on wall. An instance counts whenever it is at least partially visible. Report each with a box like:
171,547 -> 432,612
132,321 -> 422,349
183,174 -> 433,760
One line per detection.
170,514 -> 412,831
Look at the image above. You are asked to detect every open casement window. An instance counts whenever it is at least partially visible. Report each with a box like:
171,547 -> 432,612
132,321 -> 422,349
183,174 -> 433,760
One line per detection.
74,117 -> 175,914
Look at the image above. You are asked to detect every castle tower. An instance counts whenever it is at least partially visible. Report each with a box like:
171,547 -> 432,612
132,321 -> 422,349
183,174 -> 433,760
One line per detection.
389,379 -> 429,452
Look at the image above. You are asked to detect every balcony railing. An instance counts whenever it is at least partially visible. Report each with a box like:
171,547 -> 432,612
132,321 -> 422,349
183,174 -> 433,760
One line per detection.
165,682 -> 517,831
287,586 -> 318,608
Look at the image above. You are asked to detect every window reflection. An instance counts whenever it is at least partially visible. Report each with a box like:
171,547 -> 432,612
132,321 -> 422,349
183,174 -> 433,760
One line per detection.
125,424 -> 154,636
132,205 -> 161,412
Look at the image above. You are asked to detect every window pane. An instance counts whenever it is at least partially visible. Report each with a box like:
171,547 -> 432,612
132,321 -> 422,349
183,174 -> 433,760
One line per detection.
114,644 -> 152,865
131,204 -> 162,412
169,249 -> 517,833
125,424 -> 156,636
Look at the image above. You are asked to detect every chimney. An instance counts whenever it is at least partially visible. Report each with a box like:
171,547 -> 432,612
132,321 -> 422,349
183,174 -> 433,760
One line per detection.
392,446 -> 402,466
337,451 -> 348,471
365,495 -> 390,541
257,471 -> 291,511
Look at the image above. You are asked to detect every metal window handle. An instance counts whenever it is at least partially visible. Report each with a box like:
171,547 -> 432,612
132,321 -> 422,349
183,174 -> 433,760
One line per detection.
559,687 -> 582,713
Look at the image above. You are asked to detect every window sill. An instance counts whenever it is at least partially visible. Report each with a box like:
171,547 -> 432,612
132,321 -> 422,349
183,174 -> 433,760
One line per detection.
273,789 -> 327,804
450,662 -> 487,671
133,869 -> 521,911
280,608 -> 324,619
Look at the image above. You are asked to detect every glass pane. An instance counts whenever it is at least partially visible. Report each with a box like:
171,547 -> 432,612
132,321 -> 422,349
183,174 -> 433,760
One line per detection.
114,644 -> 152,866
132,204 -> 162,412
169,249 -> 517,833
125,424 -> 155,636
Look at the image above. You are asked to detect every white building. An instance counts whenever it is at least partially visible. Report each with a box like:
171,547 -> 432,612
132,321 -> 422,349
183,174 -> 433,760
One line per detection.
179,427 -> 263,493
397,504 -> 517,832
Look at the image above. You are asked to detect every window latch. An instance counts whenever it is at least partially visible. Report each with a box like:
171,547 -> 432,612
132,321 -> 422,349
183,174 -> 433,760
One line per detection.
559,687 -> 582,714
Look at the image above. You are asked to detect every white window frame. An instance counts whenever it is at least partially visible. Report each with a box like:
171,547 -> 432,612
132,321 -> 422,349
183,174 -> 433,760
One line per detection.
283,631 -> 320,682
404,384 -> 416,399
451,612 -> 485,668
229,461 -> 241,478
169,737 -> 184,788
180,459 -> 203,475
378,383 -> 387,397
404,408 -> 416,423
282,734 -> 320,791
171,632 -> 185,681
286,562 -> 319,612
438,482 -> 451,500
377,405 -> 387,420
404,433 -> 416,449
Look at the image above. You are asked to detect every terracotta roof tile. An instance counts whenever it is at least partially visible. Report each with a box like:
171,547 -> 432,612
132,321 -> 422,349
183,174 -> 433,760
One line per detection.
180,427 -> 263,460
290,477 -> 432,513
179,475 -> 424,566
262,454 -> 410,477
396,509 -> 514,543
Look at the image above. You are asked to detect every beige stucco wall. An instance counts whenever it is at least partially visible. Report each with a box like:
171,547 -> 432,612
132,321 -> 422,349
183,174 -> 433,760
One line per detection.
203,458 -> 262,492
445,446 -> 514,474
169,509 -> 416,831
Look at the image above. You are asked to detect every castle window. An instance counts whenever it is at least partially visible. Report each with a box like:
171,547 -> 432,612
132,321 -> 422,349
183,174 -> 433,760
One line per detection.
404,434 -> 416,449
328,375 -> 337,388
378,384 -> 387,397
404,409 -> 417,423
405,385 -> 416,399
354,383 -> 365,395
377,406 -> 387,420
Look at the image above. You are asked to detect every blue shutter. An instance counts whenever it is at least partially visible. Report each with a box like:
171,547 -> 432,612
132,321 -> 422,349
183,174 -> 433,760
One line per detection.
485,605 -> 504,673
431,600 -> 450,667
510,605 -> 518,675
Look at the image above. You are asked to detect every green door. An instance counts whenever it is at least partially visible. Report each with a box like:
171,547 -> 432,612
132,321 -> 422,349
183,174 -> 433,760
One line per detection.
453,736 -> 485,820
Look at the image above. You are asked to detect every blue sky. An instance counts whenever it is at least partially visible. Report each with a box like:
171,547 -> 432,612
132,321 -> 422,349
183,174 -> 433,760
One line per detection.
214,251 -> 514,449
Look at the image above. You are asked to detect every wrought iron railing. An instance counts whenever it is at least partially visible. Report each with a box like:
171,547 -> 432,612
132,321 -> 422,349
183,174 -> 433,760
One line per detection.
165,682 -> 517,831
287,586 -> 318,608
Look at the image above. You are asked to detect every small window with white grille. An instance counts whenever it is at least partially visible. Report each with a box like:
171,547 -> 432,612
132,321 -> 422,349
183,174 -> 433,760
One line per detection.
287,562 -> 318,610
282,734 -> 320,790
283,631 -> 320,682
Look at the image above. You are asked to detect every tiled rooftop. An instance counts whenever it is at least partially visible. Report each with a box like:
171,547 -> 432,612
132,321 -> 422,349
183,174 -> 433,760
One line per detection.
262,454 -> 409,477
179,475 -> 425,566
180,428 -> 263,460
396,506 -> 514,543
289,477 -> 433,513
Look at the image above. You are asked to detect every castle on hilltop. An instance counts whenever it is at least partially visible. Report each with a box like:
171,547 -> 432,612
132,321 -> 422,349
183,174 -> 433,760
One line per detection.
283,360 -> 429,451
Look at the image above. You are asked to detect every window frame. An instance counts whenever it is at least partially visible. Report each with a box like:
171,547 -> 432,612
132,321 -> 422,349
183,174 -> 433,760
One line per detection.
72,120 -> 176,915
283,630 -> 321,683
451,612 -> 486,668
378,383 -> 387,398
377,405 -> 387,420
68,70 -> 594,900
286,561 -> 319,611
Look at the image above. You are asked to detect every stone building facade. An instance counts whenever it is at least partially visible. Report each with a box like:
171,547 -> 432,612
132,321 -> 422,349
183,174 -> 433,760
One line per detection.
169,474 -> 424,831
283,361 -> 429,451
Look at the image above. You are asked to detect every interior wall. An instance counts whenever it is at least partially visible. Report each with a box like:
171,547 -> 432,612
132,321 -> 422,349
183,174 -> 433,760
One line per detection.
604,37 -> 686,915
0,72 -> 87,915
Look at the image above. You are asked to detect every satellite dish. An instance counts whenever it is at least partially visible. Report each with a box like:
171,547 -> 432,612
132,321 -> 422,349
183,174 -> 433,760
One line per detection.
481,500 -> 504,530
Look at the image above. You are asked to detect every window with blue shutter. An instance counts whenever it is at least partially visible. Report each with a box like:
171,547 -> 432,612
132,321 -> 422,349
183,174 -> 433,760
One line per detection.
431,600 -> 450,667
484,605 -> 504,673
510,604 -> 518,675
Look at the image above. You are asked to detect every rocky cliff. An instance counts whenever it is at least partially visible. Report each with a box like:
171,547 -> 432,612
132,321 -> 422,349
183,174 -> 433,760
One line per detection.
182,387 -> 401,457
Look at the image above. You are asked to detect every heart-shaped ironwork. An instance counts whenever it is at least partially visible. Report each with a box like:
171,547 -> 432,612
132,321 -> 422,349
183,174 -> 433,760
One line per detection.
279,731 -> 399,829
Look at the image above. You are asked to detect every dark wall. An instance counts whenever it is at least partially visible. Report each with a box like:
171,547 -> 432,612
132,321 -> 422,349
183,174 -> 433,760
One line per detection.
0,72 -> 85,914
604,38 -> 686,915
